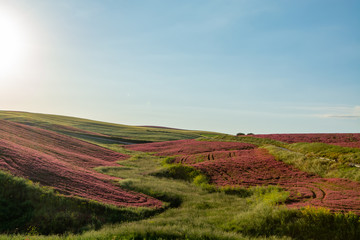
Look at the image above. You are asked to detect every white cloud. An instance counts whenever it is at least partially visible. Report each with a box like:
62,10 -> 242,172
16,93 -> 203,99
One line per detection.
320,106 -> 360,119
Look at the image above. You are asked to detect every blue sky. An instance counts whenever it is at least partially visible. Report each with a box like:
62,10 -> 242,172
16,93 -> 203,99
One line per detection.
0,0 -> 359,134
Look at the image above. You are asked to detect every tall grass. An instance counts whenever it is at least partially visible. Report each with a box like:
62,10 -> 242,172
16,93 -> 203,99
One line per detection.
224,204 -> 360,240
288,142 -> 360,164
0,170 -> 158,235
264,145 -> 360,182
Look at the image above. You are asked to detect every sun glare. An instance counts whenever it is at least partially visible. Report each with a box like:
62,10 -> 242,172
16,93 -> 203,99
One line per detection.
0,10 -> 29,78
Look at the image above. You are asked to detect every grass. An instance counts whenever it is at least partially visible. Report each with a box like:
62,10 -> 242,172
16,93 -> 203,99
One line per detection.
263,145 -> 360,182
288,142 -> 360,164
224,204 -> 360,240
3,144 -> 359,239
201,135 -> 287,147
1,114 -> 360,239
0,146 -> 255,239
0,111 -> 222,142
0,170 -> 160,235
203,135 -> 360,182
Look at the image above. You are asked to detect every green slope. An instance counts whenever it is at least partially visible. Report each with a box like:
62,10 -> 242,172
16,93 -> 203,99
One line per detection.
0,170 -> 158,235
0,111 -> 222,143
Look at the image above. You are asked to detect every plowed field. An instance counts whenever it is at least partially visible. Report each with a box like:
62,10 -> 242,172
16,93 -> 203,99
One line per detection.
0,120 -> 162,208
127,139 -> 360,213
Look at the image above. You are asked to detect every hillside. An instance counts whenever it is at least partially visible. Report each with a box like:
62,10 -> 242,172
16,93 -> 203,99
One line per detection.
0,112 -> 360,239
128,139 -> 360,214
0,111 -> 220,143
0,119 -> 161,208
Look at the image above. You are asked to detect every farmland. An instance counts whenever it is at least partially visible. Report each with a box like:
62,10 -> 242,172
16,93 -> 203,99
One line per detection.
0,119 -> 161,208
253,133 -> 360,149
0,111 -> 221,142
0,111 -> 360,239
127,139 -> 360,214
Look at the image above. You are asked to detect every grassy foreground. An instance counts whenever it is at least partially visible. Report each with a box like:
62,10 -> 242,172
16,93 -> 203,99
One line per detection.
0,170 -> 159,235
2,142 -> 359,240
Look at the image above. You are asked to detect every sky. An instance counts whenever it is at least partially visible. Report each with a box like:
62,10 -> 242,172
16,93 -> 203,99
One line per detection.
0,0 -> 359,134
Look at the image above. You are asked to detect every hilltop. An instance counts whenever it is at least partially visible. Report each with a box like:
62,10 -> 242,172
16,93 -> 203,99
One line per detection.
0,111 -> 220,143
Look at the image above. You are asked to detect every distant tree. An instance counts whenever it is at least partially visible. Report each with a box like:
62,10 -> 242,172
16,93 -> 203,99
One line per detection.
247,133 -> 254,135
236,133 -> 245,136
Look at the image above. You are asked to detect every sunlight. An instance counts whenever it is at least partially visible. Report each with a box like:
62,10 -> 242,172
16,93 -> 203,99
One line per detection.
0,10 -> 29,78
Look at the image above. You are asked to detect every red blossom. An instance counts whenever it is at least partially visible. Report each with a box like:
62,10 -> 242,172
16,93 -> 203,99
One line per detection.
252,133 -> 360,148
0,120 -> 162,208
127,139 -> 360,214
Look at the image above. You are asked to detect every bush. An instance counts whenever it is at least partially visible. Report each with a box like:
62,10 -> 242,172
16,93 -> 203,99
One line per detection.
0,198 -> 33,232
162,156 -> 176,164
150,164 -> 202,182
218,186 -> 252,197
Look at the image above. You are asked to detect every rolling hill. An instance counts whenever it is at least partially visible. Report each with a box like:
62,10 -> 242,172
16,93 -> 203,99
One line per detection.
0,111 -> 220,143
0,119 -> 161,208
1,111 -> 360,239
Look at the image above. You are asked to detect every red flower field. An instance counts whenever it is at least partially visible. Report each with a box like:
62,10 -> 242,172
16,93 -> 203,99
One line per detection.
130,139 -> 256,157
252,133 -> 360,148
127,139 -> 360,214
0,120 -> 162,208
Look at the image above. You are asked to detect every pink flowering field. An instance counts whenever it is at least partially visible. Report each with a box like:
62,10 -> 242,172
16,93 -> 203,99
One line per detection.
0,119 -> 162,208
128,139 -> 360,214
253,133 -> 360,148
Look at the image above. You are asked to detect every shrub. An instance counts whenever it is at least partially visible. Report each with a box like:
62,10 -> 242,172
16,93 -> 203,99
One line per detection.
150,164 -> 202,182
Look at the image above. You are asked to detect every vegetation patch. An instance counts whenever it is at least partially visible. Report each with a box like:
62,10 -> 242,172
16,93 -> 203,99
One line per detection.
225,205 -> 360,240
0,120 -> 161,208
126,139 -> 360,214
202,134 -> 287,147
264,144 -> 360,182
288,142 -> 360,164
150,164 -> 203,182
0,171 -> 158,235
252,133 -> 360,149
0,111 -> 222,142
